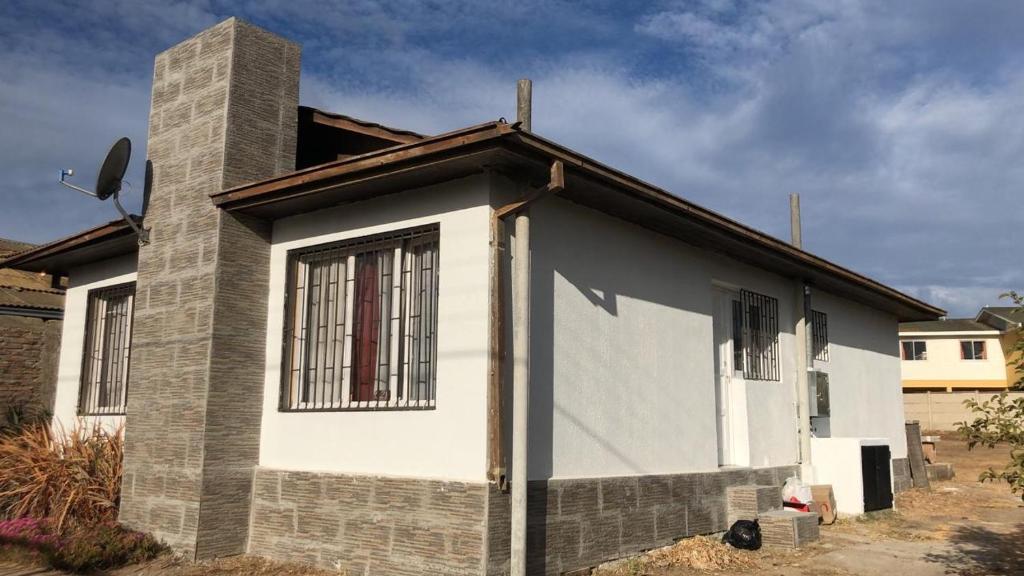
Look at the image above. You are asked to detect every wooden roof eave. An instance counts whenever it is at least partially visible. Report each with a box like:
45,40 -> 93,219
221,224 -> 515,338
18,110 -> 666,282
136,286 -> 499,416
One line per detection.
211,123 -> 944,321
0,219 -> 140,275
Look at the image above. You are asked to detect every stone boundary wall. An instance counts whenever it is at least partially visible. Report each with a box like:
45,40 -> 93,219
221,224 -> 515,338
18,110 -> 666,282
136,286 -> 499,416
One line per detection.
485,465 -> 799,576
249,468 -> 488,575
904,391 -> 1024,430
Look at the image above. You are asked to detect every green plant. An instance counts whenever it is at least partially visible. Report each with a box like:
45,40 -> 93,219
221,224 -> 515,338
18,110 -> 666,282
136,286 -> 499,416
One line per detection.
0,422 -> 123,530
0,401 -> 51,436
956,392 -> 1024,500
1003,291 -> 1023,391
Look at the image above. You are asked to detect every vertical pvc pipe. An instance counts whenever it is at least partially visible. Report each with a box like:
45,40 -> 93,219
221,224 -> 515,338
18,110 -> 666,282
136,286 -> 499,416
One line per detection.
510,211 -> 531,576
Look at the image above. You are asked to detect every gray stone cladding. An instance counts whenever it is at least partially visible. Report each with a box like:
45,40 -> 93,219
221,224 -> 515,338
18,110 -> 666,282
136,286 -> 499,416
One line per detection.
892,457 -> 913,493
119,17 -> 299,559
758,510 -> 819,548
248,468 -> 489,576
485,465 -> 798,576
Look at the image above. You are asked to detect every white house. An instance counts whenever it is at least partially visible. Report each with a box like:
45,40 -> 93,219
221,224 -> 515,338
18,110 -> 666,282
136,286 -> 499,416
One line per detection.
1,18 -> 943,576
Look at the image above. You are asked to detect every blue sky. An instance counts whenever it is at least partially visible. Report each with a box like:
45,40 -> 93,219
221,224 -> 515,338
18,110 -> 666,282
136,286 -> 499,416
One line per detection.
0,0 -> 1021,316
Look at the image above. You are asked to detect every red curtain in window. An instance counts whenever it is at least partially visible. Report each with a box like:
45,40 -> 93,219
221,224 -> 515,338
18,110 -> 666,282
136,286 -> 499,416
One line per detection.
353,255 -> 380,402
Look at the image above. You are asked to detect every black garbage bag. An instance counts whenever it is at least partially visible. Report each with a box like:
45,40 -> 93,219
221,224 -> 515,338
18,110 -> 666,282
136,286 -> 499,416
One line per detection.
721,519 -> 762,550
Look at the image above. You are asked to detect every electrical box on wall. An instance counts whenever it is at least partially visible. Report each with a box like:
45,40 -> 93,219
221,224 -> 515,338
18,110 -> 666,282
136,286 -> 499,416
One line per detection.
809,370 -> 830,417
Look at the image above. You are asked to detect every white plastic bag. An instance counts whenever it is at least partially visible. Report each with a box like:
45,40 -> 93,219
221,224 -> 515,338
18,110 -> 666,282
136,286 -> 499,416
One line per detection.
781,476 -> 813,503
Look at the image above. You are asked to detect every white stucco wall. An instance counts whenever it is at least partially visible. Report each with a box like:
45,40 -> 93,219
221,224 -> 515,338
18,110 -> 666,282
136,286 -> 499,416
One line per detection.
51,254 -> 137,435
812,291 -> 908,459
526,198 -> 800,479
258,176 -> 491,482
899,334 -> 1007,384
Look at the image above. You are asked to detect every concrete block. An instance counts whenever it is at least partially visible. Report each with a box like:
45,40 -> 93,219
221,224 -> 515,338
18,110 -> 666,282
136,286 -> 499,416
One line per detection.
759,510 -> 819,548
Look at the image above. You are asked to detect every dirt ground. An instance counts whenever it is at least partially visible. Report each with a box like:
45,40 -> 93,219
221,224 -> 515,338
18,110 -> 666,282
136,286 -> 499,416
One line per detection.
597,432 -> 1023,576
2,433 -> 1021,575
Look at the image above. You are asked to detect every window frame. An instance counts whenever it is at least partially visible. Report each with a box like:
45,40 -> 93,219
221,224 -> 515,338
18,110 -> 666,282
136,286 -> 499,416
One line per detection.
960,340 -> 986,361
901,340 -> 927,361
77,282 -> 136,416
279,224 -> 440,412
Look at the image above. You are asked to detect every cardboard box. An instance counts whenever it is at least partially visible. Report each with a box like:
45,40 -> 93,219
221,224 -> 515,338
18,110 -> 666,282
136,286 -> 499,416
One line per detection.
810,484 -> 837,525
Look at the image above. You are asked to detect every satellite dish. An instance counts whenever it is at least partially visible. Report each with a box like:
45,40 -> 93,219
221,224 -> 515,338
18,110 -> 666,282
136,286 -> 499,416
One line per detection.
57,137 -> 150,245
95,137 -> 131,200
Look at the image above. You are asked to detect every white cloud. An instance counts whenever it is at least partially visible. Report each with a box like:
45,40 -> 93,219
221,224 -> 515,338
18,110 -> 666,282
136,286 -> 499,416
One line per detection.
0,0 -> 1020,317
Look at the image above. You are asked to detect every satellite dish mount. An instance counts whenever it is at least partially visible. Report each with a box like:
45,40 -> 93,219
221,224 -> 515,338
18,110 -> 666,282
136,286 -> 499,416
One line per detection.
59,137 -> 150,245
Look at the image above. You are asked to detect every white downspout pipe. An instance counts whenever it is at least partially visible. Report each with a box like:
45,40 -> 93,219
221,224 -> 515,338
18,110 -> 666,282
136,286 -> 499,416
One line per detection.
791,193 -> 813,479
510,210 -> 530,576
510,78 -> 533,576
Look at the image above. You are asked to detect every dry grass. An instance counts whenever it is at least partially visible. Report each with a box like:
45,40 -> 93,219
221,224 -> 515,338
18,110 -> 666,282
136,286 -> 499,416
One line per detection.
643,536 -> 760,571
0,422 -> 123,532
596,535 -> 762,575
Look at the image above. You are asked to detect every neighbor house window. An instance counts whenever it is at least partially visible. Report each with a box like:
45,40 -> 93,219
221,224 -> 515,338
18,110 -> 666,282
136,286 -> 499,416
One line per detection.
901,340 -> 927,361
79,283 -> 135,415
811,309 -> 829,362
738,289 -> 780,381
281,225 -> 439,411
960,340 -> 986,360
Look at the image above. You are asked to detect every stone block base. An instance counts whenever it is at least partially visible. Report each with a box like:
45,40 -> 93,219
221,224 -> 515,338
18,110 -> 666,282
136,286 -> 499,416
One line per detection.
726,484 -> 782,525
892,457 -> 913,493
486,465 -> 798,576
758,510 -> 819,548
248,468 -> 488,575
925,463 -> 955,481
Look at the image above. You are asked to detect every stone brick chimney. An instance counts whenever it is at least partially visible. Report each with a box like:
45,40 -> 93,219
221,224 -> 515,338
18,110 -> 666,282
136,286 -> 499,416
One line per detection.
120,18 -> 300,559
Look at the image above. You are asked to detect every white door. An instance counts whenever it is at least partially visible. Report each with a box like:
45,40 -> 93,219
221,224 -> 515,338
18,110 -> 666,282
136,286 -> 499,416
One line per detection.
712,288 -> 742,466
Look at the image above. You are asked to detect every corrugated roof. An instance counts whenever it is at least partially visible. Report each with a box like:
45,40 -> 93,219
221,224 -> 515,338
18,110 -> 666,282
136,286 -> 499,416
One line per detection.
978,306 -> 1024,325
900,318 -> 996,333
0,285 -> 64,311
303,106 -> 427,142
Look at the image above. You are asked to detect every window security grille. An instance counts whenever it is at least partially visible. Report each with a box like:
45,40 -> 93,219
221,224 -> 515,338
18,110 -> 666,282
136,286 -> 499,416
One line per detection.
281,226 -> 439,411
811,309 -> 829,362
740,289 -> 780,381
79,283 -> 135,415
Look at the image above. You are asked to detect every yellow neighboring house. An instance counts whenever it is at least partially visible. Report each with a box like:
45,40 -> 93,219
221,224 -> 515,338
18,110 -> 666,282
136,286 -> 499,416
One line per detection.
899,306 -> 1022,391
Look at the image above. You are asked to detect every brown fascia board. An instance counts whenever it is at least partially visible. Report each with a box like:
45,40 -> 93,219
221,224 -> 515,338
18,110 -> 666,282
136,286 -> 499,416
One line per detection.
0,218 -> 140,275
216,122 -> 943,321
304,106 -> 426,144
212,120 -> 513,209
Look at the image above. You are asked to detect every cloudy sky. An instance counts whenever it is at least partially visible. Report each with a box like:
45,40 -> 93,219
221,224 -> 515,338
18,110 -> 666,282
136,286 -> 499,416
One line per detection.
1,0 -> 1020,316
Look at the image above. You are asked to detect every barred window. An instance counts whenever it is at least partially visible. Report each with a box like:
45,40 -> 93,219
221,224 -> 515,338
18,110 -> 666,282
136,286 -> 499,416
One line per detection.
811,309 -> 829,362
740,289 -> 780,381
281,225 -> 439,411
79,283 -> 135,415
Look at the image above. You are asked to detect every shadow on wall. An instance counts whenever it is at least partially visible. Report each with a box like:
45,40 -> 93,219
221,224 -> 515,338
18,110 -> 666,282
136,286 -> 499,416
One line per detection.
519,197 -> 716,480
923,522 -> 1024,575
821,293 -> 900,359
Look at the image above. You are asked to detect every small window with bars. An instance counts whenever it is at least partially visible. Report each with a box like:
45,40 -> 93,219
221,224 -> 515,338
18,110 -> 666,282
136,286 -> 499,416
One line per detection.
79,283 -> 135,415
739,289 -> 780,381
281,225 -> 440,411
811,309 -> 829,362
